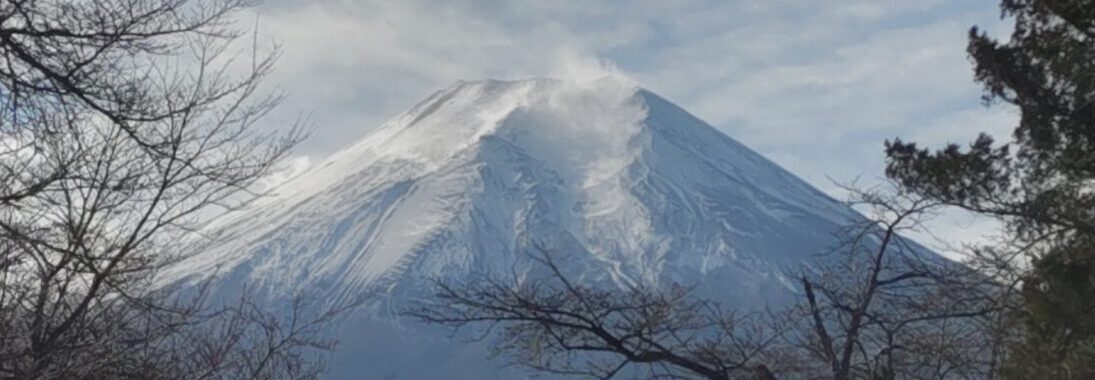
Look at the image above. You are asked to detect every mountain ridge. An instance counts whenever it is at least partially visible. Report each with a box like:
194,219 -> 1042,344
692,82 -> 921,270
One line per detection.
165,77 -> 860,311
157,76 -> 949,378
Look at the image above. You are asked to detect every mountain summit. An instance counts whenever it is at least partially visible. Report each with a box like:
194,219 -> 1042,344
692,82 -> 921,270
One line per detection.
168,77 -> 858,307
165,77 -> 874,377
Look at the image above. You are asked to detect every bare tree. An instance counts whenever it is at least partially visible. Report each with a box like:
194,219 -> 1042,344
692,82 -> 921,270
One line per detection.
791,185 -> 1003,380
409,184 -> 1005,380
406,250 -> 791,380
0,1 -> 338,379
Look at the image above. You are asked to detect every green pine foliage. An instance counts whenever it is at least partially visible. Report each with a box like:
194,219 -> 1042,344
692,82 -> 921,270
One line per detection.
884,1 -> 1095,378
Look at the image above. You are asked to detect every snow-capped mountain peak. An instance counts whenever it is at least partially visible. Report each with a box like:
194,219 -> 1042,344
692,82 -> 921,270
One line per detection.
167,76 -> 856,308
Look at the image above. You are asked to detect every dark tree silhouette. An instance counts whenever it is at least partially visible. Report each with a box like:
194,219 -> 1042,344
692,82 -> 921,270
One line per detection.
0,1 -> 339,379
885,1 -> 1095,378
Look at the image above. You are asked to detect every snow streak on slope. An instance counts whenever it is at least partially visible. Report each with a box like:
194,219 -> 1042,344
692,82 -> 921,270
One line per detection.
164,77 -> 859,310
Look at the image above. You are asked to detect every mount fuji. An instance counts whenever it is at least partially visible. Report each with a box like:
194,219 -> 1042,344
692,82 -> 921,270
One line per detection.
164,77 -> 889,378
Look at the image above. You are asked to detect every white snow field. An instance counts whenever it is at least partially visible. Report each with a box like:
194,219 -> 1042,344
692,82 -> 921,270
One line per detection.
164,77 -> 917,378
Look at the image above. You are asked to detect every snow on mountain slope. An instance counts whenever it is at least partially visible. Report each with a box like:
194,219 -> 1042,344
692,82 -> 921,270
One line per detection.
158,76 -> 933,378
164,76 -> 861,311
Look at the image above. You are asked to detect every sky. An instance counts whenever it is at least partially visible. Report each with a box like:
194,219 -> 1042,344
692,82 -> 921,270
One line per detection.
248,0 -> 1017,255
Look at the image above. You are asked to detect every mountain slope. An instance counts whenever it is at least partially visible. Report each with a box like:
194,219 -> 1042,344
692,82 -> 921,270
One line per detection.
160,77 -> 909,377
166,77 -> 862,311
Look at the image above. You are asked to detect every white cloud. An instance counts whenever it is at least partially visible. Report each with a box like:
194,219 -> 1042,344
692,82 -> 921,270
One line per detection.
253,0 -> 658,156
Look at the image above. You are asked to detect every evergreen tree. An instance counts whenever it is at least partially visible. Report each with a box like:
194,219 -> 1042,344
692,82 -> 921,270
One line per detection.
885,1 -> 1095,378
